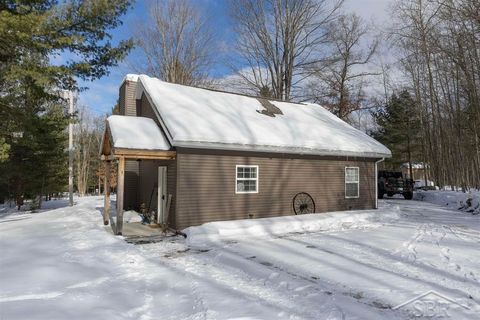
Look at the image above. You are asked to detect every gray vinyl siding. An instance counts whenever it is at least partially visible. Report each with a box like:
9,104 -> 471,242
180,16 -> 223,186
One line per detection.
120,88 -> 177,218
119,82 -> 126,115
119,80 -> 137,116
119,79 -> 139,209
175,149 -> 376,230
139,93 -> 165,132
124,160 -> 139,210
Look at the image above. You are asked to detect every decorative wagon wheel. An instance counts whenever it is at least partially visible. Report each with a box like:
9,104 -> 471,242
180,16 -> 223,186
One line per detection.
293,192 -> 315,215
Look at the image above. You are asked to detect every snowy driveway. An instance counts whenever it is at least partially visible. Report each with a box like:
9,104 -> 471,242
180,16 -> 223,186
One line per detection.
0,197 -> 479,319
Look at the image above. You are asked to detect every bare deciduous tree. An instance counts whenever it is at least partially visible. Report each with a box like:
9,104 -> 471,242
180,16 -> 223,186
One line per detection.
230,0 -> 343,101
74,105 -> 95,196
385,0 -> 480,189
134,0 -> 215,86
74,106 -> 105,196
309,13 -> 378,120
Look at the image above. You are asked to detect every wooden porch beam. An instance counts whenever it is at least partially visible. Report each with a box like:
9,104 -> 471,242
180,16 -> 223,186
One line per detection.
120,155 -> 176,160
113,148 -> 176,158
116,157 -> 125,235
103,160 -> 111,225
103,154 -> 174,160
102,149 -> 176,160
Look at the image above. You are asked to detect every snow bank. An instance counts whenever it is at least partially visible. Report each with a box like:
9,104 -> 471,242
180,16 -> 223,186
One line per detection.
136,75 -> 391,158
414,179 -> 435,188
185,206 -> 401,247
414,190 -> 480,214
107,115 -> 170,150
123,210 -> 142,223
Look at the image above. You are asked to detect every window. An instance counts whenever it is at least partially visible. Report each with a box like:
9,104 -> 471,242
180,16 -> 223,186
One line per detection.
236,165 -> 259,193
345,167 -> 359,198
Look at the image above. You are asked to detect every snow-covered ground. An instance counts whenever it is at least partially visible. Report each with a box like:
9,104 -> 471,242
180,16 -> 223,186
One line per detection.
0,196 -> 479,319
414,190 -> 480,215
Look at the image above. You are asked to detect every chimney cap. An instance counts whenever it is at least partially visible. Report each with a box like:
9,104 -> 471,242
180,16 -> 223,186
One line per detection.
122,74 -> 139,84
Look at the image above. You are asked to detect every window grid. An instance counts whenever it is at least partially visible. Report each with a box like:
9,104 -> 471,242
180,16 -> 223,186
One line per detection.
236,165 -> 259,194
345,167 -> 360,198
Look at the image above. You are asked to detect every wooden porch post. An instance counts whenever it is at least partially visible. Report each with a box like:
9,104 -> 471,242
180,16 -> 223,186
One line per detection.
116,157 -> 125,235
103,160 -> 111,225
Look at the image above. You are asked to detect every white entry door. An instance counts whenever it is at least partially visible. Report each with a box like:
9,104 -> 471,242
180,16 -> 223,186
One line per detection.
157,166 -> 167,224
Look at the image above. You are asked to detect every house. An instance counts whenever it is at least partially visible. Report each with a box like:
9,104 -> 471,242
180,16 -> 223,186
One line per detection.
400,162 -> 434,189
400,162 -> 430,181
100,74 -> 391,235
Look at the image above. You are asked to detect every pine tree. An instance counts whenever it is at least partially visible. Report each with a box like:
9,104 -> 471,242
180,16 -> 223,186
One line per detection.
0,0 -> 133,204
371,90 -> 422,176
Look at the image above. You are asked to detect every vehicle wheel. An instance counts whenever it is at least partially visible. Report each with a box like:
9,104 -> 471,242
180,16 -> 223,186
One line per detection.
403,192 -> 413,200
387,192 -> 394,197
293,192 -> 315,215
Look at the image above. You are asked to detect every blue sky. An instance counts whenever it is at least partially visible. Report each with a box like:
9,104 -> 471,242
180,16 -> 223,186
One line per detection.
74,0 -> 391,116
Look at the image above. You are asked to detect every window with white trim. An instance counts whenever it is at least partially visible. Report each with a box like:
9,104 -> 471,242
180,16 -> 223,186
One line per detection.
345,167 -> 359,198
236,165 -> 258,193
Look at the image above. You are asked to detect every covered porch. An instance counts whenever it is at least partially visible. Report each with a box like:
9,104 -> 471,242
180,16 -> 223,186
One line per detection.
106,220 -> 175,244
100,115 -> 176,235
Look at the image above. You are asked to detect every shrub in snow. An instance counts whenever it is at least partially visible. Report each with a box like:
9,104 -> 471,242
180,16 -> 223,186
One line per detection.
29,196 -> 41,212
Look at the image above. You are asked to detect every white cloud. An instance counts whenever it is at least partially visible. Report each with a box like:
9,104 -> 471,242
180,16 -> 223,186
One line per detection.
344,0 -> 393,23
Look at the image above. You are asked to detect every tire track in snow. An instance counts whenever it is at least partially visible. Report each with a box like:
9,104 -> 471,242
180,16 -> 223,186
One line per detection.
179,243 -> 404,319
183,261 -> 209,320
164,248 -> 353,319
443,225 -> 480,242
182,252 -> 303,318
308,226 -> 480,303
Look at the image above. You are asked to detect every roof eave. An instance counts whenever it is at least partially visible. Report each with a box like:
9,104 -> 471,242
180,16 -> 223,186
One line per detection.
173,140 -> 392,159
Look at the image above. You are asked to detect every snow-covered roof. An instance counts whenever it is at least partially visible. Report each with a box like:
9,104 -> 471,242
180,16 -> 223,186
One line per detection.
135,75 -> 391,158
107,115 -> 170,151
122,74 -> 139,83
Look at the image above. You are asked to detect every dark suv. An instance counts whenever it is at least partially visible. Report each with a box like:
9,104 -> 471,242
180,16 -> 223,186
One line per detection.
378,171 -> 414,200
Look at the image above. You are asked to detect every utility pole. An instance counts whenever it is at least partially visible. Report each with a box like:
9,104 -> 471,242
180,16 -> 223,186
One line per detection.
68,90 -> 74,206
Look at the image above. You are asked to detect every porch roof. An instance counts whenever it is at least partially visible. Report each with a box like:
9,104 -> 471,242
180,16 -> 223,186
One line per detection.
100,115 -> 175,160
